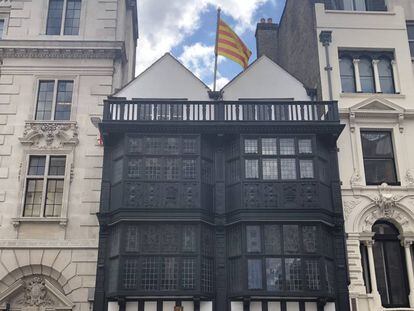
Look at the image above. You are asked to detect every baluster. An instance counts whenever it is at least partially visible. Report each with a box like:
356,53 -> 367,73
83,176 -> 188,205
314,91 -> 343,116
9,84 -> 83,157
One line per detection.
186,103 -> 190,121
202,103 -> 206,121
153,104 -> 158,120
119,103 -> 125,121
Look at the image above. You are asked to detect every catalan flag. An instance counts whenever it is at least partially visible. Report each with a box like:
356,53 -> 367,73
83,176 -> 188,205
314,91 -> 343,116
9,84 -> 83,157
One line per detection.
216,18 -> 252,69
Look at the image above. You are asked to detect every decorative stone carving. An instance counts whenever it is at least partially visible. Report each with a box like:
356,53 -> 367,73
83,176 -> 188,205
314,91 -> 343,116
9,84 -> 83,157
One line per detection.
24,277 -> 50,306
343,200 -> 361,220
372,183 -> 399,218
20,121 -> 79,149
406,169 -> 414,187
350,169 -> 362,187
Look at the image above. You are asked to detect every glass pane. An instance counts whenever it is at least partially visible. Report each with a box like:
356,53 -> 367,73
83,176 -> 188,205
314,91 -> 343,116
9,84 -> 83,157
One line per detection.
46,0 -> 64,35
145,137 -> 163,154
266,258 -> 283,291
339,58 -> 356,93
407,24 -> 414,40
262,138 -> 277,155
165,158 -> 180,180
182,225 -> 196,252
183,138 -> 197,154
305,259 -> 320,290
361,132 -> 393,157
28,156 -> 46,175
160,257 -> 178,290
141,257 -> 158,291
263,159 -> 278,180
182,159 -> 196,179
248,259 -> 263,289
49,156 -> 66,175
283,225 -> 300,254
165,137 -> 179,154
55,81 -> 73,120
280,139 -> 295,155
285,258 -> 302,291
126,225 -> 140,252
36,81 -> 55,120
378,58 -> 395,94
0,20 -> 4,39
354,0 -> 366,11
201,257 -> 214,292
366,0 -> 387,11
281,159 -> 296,180
44,179 -> 64,217
245,159 -> 259,179
409,42 -> 414,58
182,258 -> 196,289
303,226 -> 317,253
127,158 -> 143,178
64,0 -> 81,35
23,179 -> 44,217
264,225 -> 282,254
112,158 -> 123,183
123,258 -> 138,289
298,139 -> 312,154
246,225 -> 261,253
364,159 -> 397,185
300,160 -> 314,179
359,58 -> 375,93
128,137 -> 143,153
244,139 -> 258,154
145,158 -> 161,180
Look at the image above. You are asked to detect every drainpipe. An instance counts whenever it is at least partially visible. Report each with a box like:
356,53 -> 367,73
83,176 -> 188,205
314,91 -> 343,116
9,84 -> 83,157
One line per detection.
319,31 -> 333,101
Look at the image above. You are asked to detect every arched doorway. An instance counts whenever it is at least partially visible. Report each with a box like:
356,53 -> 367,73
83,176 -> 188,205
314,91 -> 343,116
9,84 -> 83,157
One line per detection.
372,221 -> 410,308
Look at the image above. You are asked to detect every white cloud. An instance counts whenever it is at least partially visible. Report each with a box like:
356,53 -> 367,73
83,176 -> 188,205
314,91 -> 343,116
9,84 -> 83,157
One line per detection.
136,0 -> 273,77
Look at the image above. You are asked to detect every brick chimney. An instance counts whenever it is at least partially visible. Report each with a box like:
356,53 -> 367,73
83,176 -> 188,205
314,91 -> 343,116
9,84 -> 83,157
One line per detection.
255,17 -> 279,63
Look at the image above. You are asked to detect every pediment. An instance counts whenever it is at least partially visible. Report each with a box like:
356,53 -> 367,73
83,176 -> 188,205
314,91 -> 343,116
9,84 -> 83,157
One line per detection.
0,276 -> 73,310
350,96 -> 405,114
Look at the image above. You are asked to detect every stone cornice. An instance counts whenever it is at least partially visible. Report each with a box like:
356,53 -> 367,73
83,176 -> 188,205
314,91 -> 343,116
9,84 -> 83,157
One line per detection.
0,239 -> 98,249
0,40 -> 126,59
0,0 -> 11,8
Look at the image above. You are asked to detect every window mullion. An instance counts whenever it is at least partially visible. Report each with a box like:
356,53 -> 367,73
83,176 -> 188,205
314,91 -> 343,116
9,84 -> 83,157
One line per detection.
51,80 -> 59,120
372,59 -> 382,93
353,59 -> 362,92
391,60 -> 401,94
60,0 -> 68,35
41,156 -> 50,217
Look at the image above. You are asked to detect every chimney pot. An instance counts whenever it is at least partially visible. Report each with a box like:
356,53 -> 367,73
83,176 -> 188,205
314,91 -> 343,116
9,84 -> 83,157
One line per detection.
260,18 -> 266,23
267,18 -> 273,23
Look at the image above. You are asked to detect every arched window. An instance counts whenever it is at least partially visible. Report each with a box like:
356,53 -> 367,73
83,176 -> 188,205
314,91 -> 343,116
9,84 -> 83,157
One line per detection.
339,57 -> 356,93
359,57 -> 375,93
378,58 -> 395,94
372,221 -> 409,307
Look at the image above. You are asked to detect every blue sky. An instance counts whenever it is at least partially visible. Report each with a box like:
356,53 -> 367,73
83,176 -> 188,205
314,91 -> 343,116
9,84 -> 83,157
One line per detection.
136,0 -> 286,89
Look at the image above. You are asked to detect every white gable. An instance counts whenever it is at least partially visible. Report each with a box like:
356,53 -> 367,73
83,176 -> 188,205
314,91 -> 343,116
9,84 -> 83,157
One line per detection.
221,56 -> 311,101
114,53 -> 211,100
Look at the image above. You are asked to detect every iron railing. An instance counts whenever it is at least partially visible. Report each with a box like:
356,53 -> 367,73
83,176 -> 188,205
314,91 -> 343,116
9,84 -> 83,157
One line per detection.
103,100 -> 339,122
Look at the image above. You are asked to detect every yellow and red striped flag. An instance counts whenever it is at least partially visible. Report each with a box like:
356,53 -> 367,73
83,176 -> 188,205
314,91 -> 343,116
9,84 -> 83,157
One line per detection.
216,18 -> 252,69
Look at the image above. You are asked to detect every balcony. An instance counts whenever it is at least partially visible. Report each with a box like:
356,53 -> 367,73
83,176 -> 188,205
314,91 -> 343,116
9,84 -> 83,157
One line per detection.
103,99 -> 339,123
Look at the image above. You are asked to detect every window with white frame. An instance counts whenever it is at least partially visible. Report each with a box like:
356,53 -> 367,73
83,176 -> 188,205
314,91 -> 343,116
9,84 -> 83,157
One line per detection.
46,0 -> 81,35
23,155 -> 67,217
339,51 -> 397,94
406,22 -> 414,57
325,0 -> 387,11
35,80 -> 74,121
0,19 -> 4,39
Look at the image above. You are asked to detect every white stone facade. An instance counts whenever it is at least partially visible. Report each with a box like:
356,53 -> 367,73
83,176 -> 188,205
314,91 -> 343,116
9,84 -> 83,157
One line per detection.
314,1 -> 414,310
0,0 -> 137,310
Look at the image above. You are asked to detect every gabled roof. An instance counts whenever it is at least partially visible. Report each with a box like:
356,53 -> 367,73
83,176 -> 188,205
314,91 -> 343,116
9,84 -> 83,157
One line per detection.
221,55 -> 310,101
114,53 -> 211,100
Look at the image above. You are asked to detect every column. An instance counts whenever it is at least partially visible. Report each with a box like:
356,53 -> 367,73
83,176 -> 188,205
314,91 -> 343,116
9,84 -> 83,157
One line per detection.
402,239 -> 414,307
372,59 -> 381,93
362,240 -> 381,306
391,60 -> 401,94
353,59 -> 362,92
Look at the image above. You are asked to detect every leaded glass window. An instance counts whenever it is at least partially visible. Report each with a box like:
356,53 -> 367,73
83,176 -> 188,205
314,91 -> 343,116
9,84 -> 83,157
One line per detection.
246,226 -> 261,253
305,259 -> 320,290
280,139 -> 295,155
126,226 -> 140,252
299,160 -> 314,179
244,139 -> 258,154
183,138 -> 197,153
298,139 -> 312,154
142,257 -> 158,291
46,0 -> 65,35
128,158 -> 143,178
182,258 -> 196,289
182,159 -> 196,179
160,257 -> 178,290
165,158 -> 180,180
128,137 -> 143,153
263,159 -> 278,180
245,159 -> 259,179
283,225 -> 300,254
145,158 -> 161,180
262,138 -> 277,155
281,159 -> 296,180
248,259 -> 263,289
165,137 -> 179,154
201,257 -> 214,292
303,226 -> 317,253
266,258 -> 283,291
264,225 -> 282,254
123,259 -> 138,289
285,258 -> 302,291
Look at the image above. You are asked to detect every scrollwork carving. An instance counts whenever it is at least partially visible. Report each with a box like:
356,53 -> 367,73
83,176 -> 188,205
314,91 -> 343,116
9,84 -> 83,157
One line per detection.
343,200 -> 361,220
19,121 -> 79,149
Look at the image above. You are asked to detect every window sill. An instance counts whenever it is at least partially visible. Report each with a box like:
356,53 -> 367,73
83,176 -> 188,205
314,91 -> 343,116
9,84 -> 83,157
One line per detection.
340,93 -> 405,99
325,9 -> 394,16
12,217 -> 68,227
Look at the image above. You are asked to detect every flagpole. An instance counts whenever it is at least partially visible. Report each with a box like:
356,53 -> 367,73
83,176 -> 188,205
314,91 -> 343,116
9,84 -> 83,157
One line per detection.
213,7 -> 221,92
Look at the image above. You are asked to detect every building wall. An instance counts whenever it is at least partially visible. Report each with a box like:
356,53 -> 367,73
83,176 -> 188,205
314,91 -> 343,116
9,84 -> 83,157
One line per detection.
0,0 -> 136,309
313,2 -> 414,310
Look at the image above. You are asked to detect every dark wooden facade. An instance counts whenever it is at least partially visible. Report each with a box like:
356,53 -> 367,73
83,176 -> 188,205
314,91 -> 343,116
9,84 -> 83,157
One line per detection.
94,99 -> 350,311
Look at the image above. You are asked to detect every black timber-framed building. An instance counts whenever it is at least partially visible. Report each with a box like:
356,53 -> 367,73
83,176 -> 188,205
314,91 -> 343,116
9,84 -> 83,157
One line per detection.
93,79 -> 351,311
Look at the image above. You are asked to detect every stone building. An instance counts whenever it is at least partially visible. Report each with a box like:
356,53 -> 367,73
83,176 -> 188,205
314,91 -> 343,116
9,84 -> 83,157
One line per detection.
261,0 -> 414,310
0,0 -> 137,310
95,52 -> 350,311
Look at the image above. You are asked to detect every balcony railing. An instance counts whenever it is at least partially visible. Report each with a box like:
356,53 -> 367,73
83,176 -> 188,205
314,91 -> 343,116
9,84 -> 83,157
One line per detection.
103,100 -> 339,123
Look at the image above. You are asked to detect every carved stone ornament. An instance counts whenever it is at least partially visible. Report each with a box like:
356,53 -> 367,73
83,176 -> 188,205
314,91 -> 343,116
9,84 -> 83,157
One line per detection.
406,169 -> 414,187
24,277 -> 49,306
350,169 -> 362,187
19,121 -> 79,149
343,200 -> 361,220
373,183 -> 399,218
